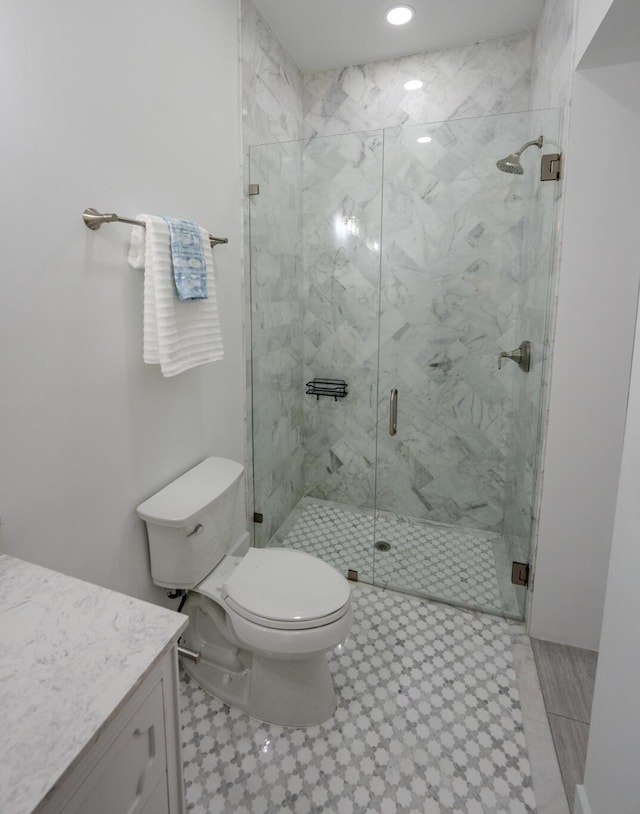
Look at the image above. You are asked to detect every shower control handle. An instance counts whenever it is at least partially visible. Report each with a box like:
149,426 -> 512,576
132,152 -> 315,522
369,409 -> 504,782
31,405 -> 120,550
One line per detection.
498,341 -> 531,372
389,388 -> 398,436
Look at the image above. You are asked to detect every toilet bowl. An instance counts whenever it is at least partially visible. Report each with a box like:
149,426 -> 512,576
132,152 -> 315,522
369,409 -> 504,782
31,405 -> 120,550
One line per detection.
137,457 -> 353,727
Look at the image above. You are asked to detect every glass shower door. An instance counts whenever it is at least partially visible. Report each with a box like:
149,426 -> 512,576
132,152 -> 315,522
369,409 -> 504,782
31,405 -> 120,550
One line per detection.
373,111 -> 554,617
295,130 -> 384,582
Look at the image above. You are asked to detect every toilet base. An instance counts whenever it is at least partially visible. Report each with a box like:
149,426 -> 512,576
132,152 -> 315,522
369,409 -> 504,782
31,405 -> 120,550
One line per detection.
182,649 -> 337,727
180,592 -> 340,727
249,653 -> 336,727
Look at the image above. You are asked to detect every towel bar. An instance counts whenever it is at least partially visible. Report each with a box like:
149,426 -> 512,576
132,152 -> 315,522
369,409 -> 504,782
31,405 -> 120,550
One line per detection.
82,208 -> 228,246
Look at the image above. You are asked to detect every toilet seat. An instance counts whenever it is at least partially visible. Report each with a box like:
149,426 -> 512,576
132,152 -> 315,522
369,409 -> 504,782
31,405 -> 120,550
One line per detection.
222,547 -> 351,630
224,595 -> 350,630
190,547 -> 354,660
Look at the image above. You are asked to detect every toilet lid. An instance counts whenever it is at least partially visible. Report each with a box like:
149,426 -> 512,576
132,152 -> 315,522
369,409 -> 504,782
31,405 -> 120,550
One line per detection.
222,548 -> 351,629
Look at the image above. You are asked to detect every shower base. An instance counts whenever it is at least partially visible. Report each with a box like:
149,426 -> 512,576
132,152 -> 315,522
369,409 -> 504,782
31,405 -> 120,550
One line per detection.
268,497 -> 522,618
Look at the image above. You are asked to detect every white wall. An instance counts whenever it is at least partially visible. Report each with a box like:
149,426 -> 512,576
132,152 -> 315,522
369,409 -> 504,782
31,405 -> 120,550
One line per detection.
0,0 -> 244,605
570,6 -> 640,804
578,211 -> 640,801
577,0 -> 640,69
574,0 -> 614,64
529,59 -> 640,649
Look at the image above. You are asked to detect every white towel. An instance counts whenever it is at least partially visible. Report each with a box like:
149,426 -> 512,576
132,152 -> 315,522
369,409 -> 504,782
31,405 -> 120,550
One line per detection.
128,214 -> 224,377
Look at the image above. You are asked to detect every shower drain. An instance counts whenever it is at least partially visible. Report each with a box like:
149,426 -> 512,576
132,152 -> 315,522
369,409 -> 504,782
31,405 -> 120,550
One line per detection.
375,541 -> 391,552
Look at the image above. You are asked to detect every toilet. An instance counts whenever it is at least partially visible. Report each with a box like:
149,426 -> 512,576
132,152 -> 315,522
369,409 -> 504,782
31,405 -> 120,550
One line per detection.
137,457 -> 353,727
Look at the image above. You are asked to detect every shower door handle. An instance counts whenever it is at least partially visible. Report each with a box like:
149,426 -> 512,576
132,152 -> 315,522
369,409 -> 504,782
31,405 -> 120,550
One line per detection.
389,388 -> 398,436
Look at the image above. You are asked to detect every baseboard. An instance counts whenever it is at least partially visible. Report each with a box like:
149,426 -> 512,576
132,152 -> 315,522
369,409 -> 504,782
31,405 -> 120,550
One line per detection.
573,785 -> 592,814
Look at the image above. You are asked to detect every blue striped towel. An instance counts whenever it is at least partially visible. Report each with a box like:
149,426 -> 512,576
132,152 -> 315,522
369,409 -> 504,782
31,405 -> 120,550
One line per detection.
162,217 -> 208,300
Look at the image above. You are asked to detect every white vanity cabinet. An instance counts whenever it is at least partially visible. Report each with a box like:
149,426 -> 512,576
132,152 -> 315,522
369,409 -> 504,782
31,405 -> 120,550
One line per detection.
0,555 -> 188,814
41,646 -> 184,814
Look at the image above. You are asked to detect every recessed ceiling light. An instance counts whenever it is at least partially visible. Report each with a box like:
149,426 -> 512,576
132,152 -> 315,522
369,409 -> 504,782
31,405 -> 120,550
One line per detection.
404,79 -> 423,91
386,5 -> 415,26
417,136 -> 432,143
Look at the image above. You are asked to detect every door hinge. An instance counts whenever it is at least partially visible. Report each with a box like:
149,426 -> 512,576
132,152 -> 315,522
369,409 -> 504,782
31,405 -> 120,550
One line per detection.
253,512 -> 263,524
541,153 -> 562,181
248,183 -> 260,196
511,562 -> 530,587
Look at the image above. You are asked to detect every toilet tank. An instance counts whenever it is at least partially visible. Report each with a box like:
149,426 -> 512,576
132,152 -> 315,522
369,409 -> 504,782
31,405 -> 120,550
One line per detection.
137,457 -> 244,589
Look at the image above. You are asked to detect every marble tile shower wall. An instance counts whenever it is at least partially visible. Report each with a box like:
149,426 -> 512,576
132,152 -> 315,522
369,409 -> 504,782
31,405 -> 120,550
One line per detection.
300,36 -> 534,530
302,33 -> 533,140
241,0 -> 303,149
531,0 -> 576,112
241,0 -> 305,544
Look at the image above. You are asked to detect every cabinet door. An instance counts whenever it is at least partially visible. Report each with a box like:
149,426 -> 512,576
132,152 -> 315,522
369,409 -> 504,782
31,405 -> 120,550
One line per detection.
64,681 -> 168,814
140,778 -> 170,814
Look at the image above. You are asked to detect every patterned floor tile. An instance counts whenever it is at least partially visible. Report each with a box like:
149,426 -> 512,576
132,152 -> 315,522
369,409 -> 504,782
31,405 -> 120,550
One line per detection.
269,499 -> 520,616
180,583 -> 536,813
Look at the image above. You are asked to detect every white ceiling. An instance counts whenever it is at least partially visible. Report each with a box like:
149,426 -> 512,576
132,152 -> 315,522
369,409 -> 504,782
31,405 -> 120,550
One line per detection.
252,0 -> 545,73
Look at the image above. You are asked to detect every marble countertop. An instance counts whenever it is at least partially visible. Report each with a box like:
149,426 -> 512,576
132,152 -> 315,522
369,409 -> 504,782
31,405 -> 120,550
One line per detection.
0,554 -> 188,814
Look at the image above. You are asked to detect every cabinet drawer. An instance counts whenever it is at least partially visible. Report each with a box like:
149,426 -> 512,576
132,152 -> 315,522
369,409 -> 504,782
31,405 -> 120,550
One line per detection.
63,681 -> 168,814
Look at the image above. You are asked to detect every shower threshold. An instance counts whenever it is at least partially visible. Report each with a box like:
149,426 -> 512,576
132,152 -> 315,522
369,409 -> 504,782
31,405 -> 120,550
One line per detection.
268,497 -> 522,619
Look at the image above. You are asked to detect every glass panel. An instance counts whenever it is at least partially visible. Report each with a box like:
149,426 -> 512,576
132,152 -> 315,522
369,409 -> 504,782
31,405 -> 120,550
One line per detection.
250,131 -> 384,584
374,111 -> 560,618
504,107 -> 563,617
249,140 -> 304,549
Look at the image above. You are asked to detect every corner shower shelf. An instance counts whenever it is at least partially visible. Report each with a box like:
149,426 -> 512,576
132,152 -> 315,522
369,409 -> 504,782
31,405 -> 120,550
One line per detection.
306,378 -> 348,401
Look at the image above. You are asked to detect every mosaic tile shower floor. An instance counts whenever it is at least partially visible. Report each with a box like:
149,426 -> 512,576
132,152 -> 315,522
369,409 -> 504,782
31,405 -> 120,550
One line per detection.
180,583 -> 536,813
269,499 -> 520,617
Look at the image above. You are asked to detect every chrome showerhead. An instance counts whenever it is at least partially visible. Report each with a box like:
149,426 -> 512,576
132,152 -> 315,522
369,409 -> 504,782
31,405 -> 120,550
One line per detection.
496,136 -> 544,175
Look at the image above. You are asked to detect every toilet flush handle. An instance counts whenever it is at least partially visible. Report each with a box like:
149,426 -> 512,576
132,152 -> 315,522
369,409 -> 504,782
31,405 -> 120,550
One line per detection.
187,523 -> 204,538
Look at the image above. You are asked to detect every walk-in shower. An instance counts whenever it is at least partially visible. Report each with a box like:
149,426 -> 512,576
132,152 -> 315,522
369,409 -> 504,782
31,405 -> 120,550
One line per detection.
249,109 -> 560,621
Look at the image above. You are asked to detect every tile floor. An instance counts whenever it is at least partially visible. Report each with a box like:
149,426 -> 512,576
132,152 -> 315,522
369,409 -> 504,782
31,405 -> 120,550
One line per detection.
269,498 -> 521,617
531,639 -> 598,805
180,583 -> 539,813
